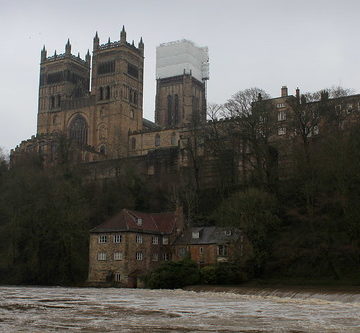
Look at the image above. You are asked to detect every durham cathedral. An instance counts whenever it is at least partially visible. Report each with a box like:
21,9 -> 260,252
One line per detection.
12,27 -> 215,185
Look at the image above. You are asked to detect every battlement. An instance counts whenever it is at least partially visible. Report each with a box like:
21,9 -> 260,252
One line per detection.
41,39 -> 91,67
97,40 -> 142,54
42,52 -> 89,66
93,26 -> 144,55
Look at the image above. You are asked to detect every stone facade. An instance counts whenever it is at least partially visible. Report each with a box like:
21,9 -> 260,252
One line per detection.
88,208 -> 184,287
155,74 -> 206,127
173,227 -> 251,267
35,27 -> 144,161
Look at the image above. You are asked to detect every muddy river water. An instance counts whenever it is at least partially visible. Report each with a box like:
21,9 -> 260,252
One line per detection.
0,285 -> 359,332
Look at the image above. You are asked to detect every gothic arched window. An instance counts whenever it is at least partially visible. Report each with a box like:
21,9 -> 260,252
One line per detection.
99,145 -> 106,154
155,134 -> 160,147
174,94 -> 179,125
131,137 -> 136,150
167,95 -> 173,126
106,86 -> 111,99
99,87 -> 104,100
171,132 -> 176,145
50,96 -> 55,109
68,114 -> 88,145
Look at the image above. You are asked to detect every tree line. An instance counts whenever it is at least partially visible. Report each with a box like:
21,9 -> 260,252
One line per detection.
0,84 -> 359,286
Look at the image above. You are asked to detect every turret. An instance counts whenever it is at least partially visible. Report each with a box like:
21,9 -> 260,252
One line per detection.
120,25 -> 126,44
85,49 -> 91,68
41,45 -> 47,62
65,38 -> 71,55
93,31 -> 99,50
138,37 -> 144,53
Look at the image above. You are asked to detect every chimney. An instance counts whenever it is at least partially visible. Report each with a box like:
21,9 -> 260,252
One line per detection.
296,87 -> 300,103
281,86 -> 288,97
175,205 -> 185,234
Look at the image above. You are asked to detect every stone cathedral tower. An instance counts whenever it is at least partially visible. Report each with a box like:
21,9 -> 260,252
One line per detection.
155,40 -> 209,128
37,27 -> 144,159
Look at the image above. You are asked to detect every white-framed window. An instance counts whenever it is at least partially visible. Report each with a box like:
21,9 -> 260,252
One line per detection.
113,252 -> 123,261
113,234 -> 122,243
162,236 -> 169,245
217,245 -> 228,256
192,232 -> 200,239
114,273 -> 121,282
152,236 -> 159,245
278,110 -> 286,121
276,103 -> 285,109
278,127 -> 286,136
99,235 -> 107,243
199,247 -> 204,255
136,234 -> 143,244
179,247 -> 187,257
163,253 -> 169,261
136,252 -> 143,261
97,252 -> 107,261
313,125 -> 319,135
335,104 -> 342,111
152,253 -> 159,261
136,218 -> 143,226
347,103 -> 353,114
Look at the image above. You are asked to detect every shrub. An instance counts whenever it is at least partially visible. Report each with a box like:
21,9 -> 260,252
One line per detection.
201,262 -> 249,285
200,266 -> 217,284
144,259 -> 200,289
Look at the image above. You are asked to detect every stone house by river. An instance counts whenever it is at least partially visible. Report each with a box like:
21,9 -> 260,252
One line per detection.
88,208 -> 247,287
88,208 -> 184,287
173,226 -> 247,267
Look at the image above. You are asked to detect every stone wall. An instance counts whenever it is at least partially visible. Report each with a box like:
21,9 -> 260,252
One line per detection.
88,231 -> 172,286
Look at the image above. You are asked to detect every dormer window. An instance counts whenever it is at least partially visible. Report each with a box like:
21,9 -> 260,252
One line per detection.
136,218 -> 143,226
192,231 -> 200,239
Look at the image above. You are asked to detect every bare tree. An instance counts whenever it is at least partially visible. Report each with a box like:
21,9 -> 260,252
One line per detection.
223,88 -> 277,189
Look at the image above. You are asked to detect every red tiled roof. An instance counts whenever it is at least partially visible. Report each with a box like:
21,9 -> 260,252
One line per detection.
90,209 -> 176,234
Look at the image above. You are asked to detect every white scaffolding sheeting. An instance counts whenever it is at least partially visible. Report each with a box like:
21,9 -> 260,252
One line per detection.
156,39 -> 209,81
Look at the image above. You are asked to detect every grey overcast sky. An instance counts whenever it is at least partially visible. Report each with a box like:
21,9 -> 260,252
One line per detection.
1,0 -> 359,153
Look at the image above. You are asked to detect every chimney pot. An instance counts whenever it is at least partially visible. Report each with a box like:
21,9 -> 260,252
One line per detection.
281,86 -> 288,97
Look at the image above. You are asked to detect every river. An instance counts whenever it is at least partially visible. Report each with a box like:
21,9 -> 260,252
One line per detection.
0,285 -> 359,332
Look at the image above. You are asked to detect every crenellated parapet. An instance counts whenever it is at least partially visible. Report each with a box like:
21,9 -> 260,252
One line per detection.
92,26 -> 144,56
41,39 -> 91,68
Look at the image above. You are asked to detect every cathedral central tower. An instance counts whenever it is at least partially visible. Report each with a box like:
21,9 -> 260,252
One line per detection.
155,40 -> 209,128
